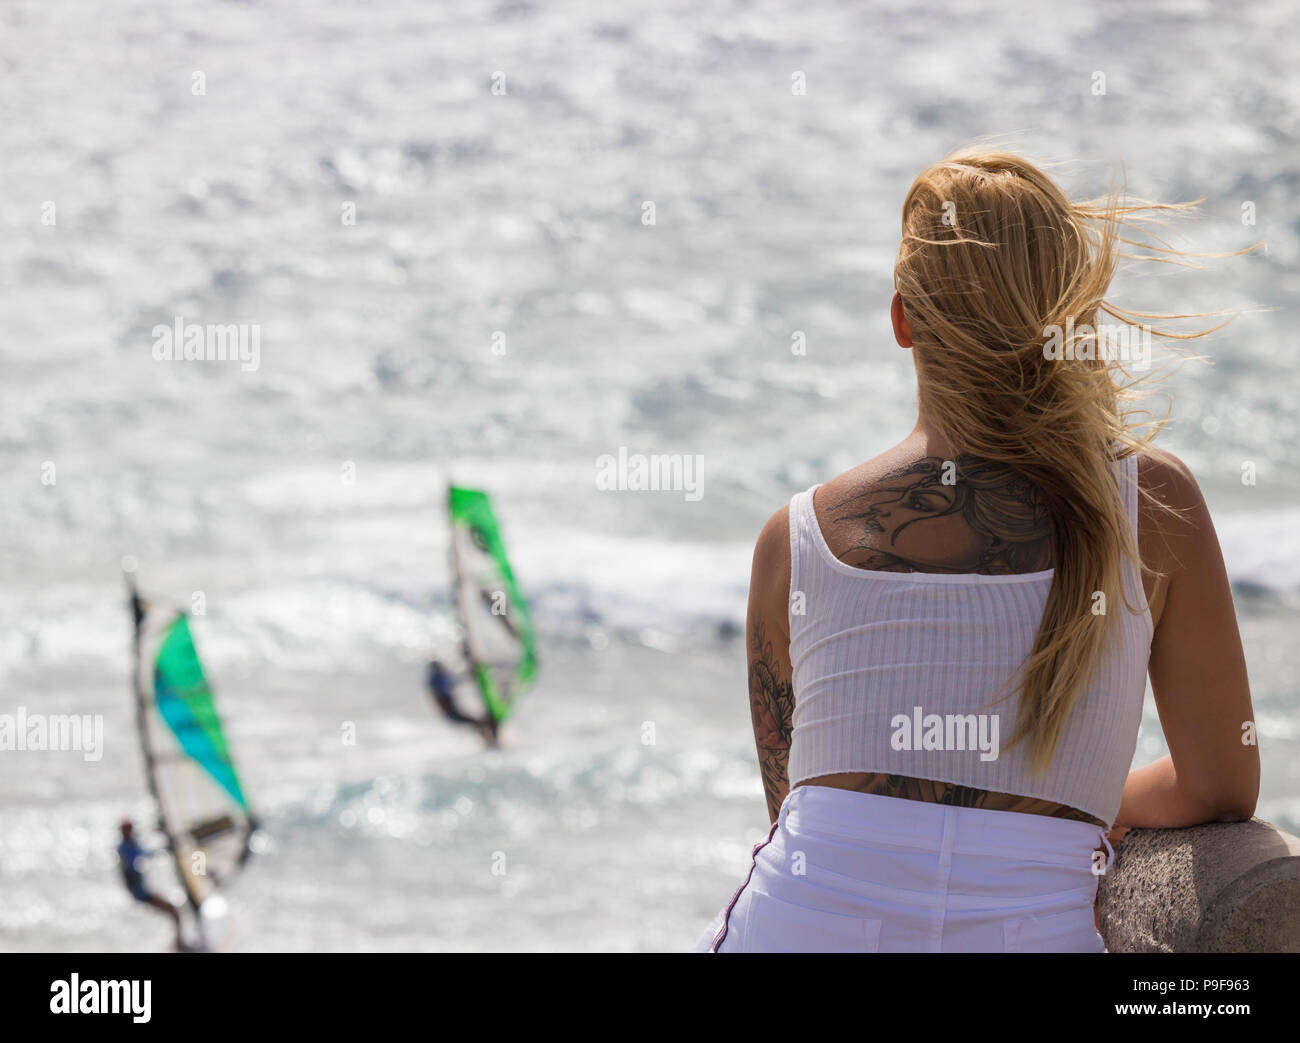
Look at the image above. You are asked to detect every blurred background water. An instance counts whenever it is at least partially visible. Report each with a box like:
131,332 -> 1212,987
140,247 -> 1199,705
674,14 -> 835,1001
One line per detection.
1,0 -> 1297,951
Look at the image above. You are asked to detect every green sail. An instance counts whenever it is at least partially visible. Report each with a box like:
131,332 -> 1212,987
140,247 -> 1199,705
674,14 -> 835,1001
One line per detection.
448,486 -> 537,722
154,616 -> 250,811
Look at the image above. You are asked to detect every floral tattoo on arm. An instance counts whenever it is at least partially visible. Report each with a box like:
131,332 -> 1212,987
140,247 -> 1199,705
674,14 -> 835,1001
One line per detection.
749,620 -> 794,822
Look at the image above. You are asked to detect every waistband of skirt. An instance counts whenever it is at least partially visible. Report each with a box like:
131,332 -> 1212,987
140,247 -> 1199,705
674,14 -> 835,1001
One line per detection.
781,785 -> 1112,867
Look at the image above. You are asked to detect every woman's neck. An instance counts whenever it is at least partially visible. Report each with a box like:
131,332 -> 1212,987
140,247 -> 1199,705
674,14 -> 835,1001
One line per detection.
904,416 -> 955,461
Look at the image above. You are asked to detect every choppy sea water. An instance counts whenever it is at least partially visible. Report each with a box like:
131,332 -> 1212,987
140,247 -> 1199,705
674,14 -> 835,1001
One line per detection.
1,0 -> 1298,951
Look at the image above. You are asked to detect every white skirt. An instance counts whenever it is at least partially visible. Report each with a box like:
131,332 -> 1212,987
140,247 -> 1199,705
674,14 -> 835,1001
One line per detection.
695,785 -> 1112,953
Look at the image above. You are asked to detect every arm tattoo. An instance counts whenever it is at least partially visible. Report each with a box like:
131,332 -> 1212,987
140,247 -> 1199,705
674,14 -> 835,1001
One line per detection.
748,620 -> 794,823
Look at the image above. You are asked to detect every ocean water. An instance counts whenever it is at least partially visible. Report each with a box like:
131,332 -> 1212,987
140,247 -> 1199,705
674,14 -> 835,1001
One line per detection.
1,0 -> 1298,951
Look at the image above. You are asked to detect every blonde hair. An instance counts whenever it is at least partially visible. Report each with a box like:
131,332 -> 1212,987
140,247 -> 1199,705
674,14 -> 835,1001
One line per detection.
893,146 -> 1251,770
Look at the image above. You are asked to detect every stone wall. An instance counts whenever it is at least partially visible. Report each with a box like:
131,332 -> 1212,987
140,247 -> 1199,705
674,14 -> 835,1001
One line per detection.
1097,818 -> 1300,952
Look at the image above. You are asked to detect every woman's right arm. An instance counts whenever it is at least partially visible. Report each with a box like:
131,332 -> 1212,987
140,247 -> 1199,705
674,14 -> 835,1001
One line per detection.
1114,454 -> 1259,829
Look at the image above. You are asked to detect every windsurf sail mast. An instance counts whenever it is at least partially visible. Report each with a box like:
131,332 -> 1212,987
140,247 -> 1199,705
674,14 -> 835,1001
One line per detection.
447,486 -> 537,723
127,578 -> 255,916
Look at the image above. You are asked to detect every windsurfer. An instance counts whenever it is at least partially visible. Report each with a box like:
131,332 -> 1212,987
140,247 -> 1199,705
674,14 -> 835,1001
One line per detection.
115,819 -> 184,950
426,659 -> 499,747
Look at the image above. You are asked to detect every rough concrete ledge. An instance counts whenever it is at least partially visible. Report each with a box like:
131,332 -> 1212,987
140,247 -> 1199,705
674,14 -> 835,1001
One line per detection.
1097,818 -> 1300,952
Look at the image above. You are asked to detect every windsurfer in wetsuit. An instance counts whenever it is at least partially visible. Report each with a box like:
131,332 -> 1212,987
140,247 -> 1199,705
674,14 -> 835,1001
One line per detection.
426,659 -> 499,747
116,819 -> 184,951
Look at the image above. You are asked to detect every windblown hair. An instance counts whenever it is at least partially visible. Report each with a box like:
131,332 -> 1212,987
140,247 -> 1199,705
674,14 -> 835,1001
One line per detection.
893,147 -> 1250,770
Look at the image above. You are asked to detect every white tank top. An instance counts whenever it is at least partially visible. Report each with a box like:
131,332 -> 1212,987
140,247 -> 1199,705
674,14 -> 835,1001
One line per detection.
786,453 -> 1151,827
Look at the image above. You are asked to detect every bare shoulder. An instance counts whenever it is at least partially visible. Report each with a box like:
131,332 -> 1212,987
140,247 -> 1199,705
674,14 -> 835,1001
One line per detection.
1137,448 -> 1205,517
753,503 -> 790,563
751,503 -> 792,597
1135,447 -> 1223,626
810,452 -> 917,539
1136,447 -> 1213,557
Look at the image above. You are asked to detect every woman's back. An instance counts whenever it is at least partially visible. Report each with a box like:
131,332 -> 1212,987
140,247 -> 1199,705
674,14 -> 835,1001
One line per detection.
788,448 -> 1150,829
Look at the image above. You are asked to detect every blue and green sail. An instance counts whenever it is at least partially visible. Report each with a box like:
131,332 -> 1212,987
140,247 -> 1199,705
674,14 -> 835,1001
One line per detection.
448,486 -> 537,722
154,616 -> 251,813
132,587 -> 255,911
